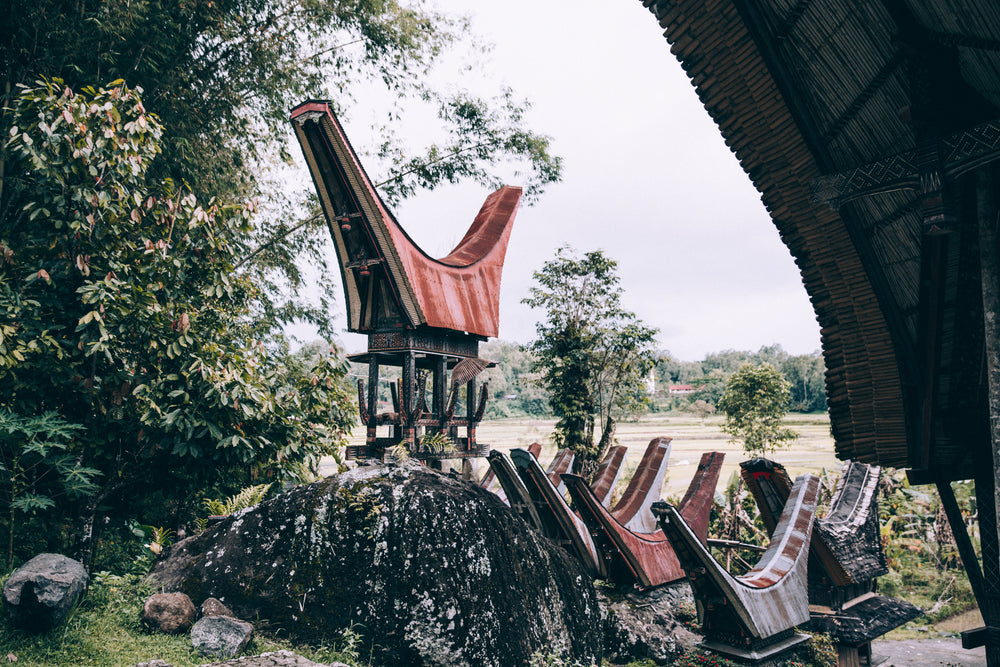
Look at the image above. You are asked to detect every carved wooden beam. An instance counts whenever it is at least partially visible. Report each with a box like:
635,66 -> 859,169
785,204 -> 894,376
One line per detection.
812,118 -> 1000,214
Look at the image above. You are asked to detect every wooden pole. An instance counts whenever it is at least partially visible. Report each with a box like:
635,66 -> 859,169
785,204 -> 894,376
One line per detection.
936,479 -> 985,604
977,167 -> 1000,665
403,351 -> 416,448
367,356 -> 379,453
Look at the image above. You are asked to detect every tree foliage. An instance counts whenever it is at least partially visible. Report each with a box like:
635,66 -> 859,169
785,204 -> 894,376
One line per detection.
0,80 -> 354,563
655,345 -> 827,414
1,0 -> 563,342
478,340 -> 550,419
716,363 -> 797,456
523,247 -> 657,463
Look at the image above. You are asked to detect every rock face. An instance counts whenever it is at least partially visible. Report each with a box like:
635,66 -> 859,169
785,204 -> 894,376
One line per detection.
598,583 -> 700,664
191,615 -> 254,657
199,649 -> 349,667
2,553 -> 88,631
150,462 -> 603,666
142,592 -> 197,633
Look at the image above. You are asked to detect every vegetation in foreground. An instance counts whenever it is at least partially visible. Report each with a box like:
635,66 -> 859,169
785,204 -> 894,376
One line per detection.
0,571 -> 363,667
0,412 -> 980,666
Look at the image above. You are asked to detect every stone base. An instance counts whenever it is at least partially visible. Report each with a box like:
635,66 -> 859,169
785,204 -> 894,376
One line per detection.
700,631 -> 811,664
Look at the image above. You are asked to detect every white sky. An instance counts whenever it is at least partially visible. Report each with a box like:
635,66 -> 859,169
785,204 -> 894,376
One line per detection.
304,0 -> 822,361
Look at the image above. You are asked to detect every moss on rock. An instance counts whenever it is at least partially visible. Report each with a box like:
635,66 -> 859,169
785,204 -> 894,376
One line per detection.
148,462 -> 603,666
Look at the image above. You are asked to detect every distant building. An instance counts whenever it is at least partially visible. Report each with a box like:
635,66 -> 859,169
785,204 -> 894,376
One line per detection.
669,384 -> 695,395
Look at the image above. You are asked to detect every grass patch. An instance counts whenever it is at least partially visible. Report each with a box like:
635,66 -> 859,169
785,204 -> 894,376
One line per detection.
0,572 -> 363,667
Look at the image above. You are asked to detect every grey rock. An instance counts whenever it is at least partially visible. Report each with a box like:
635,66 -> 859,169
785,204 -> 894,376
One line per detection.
198,649 -> 347,666
191,615 -> 254,658
128,661 -> 173,667
142,592 -> 197,633
150,461 -> 603,667
2,553 -> 88,631
598,583 -> 700,664
200,597 -> 234,618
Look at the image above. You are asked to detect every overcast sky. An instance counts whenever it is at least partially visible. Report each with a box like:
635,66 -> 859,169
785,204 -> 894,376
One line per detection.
306,0 -> 822,362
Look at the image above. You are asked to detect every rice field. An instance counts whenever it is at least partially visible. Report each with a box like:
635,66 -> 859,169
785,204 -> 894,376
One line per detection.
339,412 -> 842,499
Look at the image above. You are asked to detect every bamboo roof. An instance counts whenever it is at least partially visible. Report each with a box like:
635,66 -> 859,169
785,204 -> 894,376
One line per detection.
642,0 -> 1000,476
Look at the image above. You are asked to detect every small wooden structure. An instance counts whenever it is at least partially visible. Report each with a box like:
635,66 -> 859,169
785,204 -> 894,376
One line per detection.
290,100 -> 521,462
653,474 -> 820,664
741,458 -> 921,666
509,447 -> 606,577
563,450 -> 725,589
481,442 -> 542,502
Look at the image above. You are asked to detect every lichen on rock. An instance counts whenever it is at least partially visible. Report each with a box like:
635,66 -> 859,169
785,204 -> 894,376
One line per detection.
149,461 -> 603,666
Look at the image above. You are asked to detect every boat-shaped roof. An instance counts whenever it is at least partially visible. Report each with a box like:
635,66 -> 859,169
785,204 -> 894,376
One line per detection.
291,100 -> 521,339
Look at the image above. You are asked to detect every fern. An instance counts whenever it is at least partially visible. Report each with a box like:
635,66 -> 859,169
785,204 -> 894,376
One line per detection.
197,483 -> 273,532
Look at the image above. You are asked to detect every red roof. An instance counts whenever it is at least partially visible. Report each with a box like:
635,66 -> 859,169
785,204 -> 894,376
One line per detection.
290,100 -> 521,339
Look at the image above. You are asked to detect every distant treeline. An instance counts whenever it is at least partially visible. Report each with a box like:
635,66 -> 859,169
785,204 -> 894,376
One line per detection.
474,341 -> 826,419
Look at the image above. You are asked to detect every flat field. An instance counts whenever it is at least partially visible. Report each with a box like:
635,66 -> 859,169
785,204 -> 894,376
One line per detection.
343,412 -> 842,499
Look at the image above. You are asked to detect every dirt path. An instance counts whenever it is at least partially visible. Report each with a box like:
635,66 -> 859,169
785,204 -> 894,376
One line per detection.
873,637 -> 985,666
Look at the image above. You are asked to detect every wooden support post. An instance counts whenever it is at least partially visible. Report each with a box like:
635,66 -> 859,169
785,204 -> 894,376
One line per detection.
836,643 -> 861,667
366,357 -> 379,451
433,357 -> 447,428
937,478 -> 985,605
916,234 -> 948,468
466,379 -> 476,453
402,351 -> 416,449
978,167 -> 1000,666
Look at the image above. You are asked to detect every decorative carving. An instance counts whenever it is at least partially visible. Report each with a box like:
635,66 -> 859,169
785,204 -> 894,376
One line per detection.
368,331 -> 480,358
812,117 -> 1000,212
474,383 -> 489,423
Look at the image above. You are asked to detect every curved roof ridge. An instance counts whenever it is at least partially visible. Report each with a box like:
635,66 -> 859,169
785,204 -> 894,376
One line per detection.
290,100 -> 522,338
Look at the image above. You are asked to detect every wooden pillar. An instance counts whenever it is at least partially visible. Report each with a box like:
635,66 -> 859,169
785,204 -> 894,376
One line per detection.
978,167 -> 1000,665
836,644 -> 860,667
402,351 -> 416,448
466,379 -> 476,453
937,479 -> 985,604
433,357 -> 447,429
366,356 -> 379,451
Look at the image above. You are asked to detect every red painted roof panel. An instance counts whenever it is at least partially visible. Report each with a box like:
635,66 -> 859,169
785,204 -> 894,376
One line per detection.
290,100 -> 521,339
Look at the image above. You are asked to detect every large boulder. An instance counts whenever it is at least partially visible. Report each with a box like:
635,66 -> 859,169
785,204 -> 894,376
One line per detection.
202,650 -> 350,667
149,462 -> 603,666
3,553 -> 88,631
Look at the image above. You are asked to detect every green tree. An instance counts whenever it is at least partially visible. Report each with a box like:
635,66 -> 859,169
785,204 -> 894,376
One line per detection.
479,340 -> 550,419
523,247 -> 658,465
0,410 -> 97,568
654,350 -> 704,386
1,0 -> 563,342
0,81 -> 354,564
716,363 -> 798,456
781,352 -> 827,412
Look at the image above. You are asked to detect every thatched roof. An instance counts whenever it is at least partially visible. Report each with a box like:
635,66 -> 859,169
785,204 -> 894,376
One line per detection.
642,0 -> 1000,476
